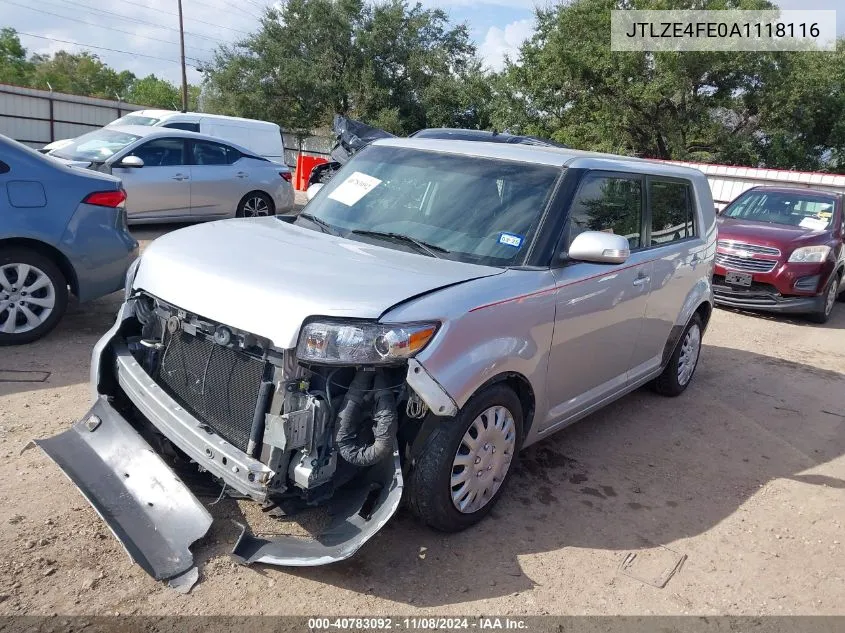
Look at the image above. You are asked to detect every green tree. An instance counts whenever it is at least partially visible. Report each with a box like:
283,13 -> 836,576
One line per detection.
493,0 -> 845,173
125,74 -> 200,110
202,0 -> 486,135
0,27 -> 34,85
29,50 -> 135,98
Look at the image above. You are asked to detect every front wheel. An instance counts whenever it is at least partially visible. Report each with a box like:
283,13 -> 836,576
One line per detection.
652,314 -> 703,397
236,191 -> 275,218
808,273 -> 839,324
0,249 -> 68,345
407,384 -> 522,532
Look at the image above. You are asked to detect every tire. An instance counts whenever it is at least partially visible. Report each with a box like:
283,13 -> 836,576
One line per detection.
406,384 -> 523,532
808,273 -> 840,324
0,248 -> 69,346
652,313 -> 703,397
236,191 -> 275,218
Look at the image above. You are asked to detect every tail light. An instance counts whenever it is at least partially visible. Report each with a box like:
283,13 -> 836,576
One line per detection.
280,171 -> 292,183
84,189 -> 126,208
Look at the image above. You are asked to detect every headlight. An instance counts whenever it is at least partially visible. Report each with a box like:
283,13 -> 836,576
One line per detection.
788,245 -> 830,263
124,258 -> 140,301
296,320 -> 438,365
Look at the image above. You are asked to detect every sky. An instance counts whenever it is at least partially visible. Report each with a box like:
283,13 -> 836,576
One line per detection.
2,0 -> 843,90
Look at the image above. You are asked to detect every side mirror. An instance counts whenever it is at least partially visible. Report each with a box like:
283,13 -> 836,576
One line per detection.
567,231 -> 630,264
306,183 -> 324,201
116,156 -> 144,168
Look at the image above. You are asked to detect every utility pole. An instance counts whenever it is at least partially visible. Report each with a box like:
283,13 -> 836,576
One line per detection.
177,0 -> 188,112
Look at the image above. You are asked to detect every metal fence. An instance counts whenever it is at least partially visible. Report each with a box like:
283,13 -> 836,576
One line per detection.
0,83 -> 149,149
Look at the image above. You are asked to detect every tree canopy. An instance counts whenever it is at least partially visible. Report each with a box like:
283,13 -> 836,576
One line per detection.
0,28 -> 199,109
201,0 -> 492,136
492,0 -> 845,172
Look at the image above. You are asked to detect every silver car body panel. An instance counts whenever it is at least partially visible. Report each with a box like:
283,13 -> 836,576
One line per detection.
132,216 -> 505,349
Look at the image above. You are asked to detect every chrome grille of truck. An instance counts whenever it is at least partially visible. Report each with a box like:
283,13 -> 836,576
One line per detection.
715,253 -> 777,273
156,329 -> 264,453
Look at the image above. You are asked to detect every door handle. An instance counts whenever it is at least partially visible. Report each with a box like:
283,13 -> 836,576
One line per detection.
632,274 -> 650,287
236,171 -> 248,178
172,174 -> 188,181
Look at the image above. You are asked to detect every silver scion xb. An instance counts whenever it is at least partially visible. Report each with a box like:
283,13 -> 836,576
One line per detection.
49,125 -> 294,223
36,139 -> 716,583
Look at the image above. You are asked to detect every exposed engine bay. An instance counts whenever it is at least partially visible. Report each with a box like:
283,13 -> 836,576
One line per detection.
37,291 -> 443,583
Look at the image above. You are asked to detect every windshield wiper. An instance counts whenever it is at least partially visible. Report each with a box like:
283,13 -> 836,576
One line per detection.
350,230 -> 448,258
297,213 -> 339,235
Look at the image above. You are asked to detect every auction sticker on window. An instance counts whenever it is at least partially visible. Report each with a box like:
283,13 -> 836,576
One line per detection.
328,171 -> 382,206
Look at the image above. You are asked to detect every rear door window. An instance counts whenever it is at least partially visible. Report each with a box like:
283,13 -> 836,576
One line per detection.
568,173 -> 643,249
191,140 -> 231,165
649,179 -> 695,246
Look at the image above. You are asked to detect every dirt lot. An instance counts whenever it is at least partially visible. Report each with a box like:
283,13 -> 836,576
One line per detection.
0,221 -> 843,616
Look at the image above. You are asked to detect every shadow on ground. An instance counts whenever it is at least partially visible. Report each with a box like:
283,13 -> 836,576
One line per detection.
187,344 -> 845,606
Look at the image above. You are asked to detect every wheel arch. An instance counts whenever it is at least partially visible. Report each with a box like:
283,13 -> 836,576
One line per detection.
472,371 -> 536,443
0,238 -> 78,296
661,300 -> 711,367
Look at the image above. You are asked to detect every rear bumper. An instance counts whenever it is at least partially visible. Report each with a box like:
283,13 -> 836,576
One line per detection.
62,202 -> 139,302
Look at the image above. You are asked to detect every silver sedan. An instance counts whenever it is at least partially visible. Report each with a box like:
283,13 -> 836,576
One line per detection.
49,125 -> 294,224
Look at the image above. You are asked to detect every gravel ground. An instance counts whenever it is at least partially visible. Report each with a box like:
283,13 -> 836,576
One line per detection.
0,217 -> 843,616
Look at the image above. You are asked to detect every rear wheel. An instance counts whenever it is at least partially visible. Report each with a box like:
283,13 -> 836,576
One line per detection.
808,273 -> 840,324
236,191 -> 275,218
407,384 -> 522,532
652,314 -> 703,397
0,249 -> 68,345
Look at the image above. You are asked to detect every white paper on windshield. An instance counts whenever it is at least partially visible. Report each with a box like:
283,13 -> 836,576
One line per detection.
799,217 -> 828,230
328,172 -> 382,206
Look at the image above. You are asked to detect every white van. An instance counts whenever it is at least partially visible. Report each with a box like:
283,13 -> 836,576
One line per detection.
43,110 -> 286,164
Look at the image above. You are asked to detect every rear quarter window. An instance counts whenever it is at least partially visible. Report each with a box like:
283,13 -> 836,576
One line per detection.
649,179 -> 696,246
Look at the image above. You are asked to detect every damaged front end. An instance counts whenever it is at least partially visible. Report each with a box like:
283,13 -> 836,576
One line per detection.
36,292 -> 453,582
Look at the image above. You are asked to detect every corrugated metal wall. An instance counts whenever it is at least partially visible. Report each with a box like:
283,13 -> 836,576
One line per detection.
664,160 -> 845,209
0,83 -> 146,149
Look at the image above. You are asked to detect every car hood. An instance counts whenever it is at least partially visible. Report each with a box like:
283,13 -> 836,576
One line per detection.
717,216 -> 831,251
133,217 -> 504,348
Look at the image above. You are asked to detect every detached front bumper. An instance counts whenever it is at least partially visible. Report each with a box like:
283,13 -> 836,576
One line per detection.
712,276 -> 822,314
37,317 -> 404,581
35,396 -> 212,581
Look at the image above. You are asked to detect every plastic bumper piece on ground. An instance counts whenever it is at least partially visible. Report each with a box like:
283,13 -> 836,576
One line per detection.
34,396 -> 213,581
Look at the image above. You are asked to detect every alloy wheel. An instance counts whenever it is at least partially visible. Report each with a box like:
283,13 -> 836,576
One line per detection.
677,323 -> 701,386
824,277 -> 838,316
0,263 -> 56,335
450,405 -> 516,514
243,196 -> 270,217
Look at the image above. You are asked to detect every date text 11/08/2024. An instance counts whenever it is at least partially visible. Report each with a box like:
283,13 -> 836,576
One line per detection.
307,618 -> 529,630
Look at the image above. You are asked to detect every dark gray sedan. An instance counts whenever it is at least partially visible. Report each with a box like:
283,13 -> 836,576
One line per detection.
0,134 -> 138,344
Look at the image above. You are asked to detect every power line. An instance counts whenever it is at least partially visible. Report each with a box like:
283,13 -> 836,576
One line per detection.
0,0 -> 217,54
50,0 -> 232,45
109,0 -> 255,35
184,0 -> 263,22
15,31 -> 202,68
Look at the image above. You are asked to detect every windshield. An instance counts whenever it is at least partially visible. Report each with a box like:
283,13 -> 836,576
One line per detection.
108,115 -> 161,127
296,145 -> 561,266
723,190 -> 837,231
52,129 -> 141,162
